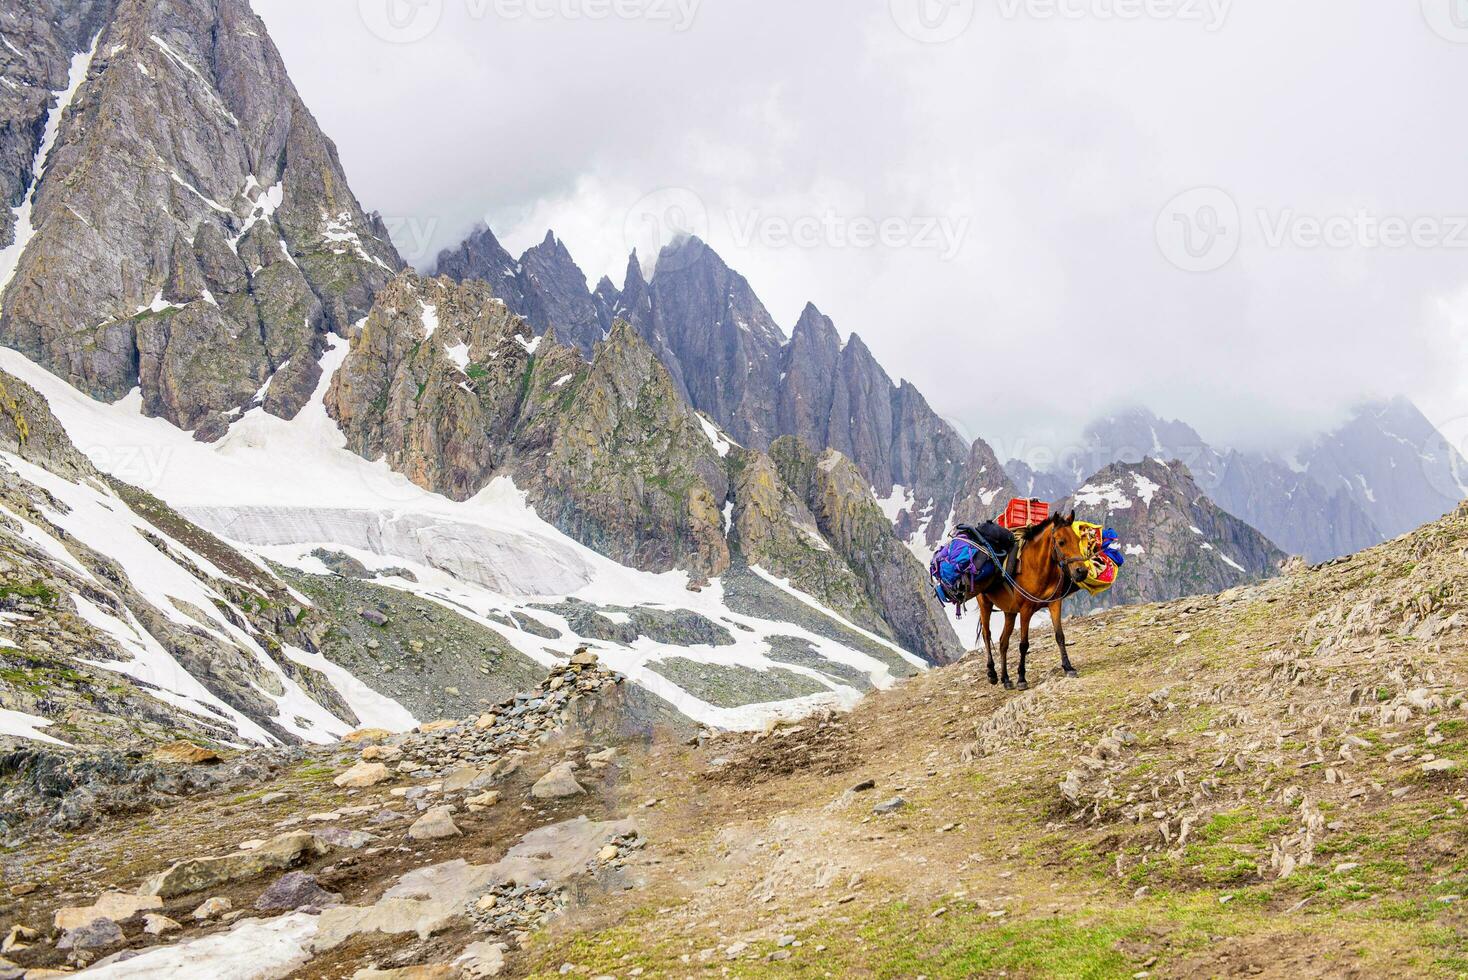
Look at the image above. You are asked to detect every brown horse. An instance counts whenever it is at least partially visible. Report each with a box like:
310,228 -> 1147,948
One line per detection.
977,511 -> 1094,690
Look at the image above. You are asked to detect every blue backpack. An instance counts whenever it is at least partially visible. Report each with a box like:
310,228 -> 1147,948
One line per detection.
929,532 -> 1000,618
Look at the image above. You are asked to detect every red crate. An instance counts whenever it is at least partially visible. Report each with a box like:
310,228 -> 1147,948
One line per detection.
999,498 -> 1050,530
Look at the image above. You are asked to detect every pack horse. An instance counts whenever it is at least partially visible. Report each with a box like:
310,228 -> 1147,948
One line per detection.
929,499 -> 1121,690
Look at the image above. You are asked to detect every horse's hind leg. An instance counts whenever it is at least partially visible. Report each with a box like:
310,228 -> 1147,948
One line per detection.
1017,608 -> 1033,691
979,597 -> 998,686
998,612 -> 1016,690
1050,601 -> 1079,677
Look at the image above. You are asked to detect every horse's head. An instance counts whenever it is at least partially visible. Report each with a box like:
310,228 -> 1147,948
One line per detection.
1047,511 -> 1093,586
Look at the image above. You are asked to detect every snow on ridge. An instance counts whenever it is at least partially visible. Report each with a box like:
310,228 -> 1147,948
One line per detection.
1074,481 -> 1132,510
697,414 -> 732,458
0,342 -> 926,733
0,35 -> 99,293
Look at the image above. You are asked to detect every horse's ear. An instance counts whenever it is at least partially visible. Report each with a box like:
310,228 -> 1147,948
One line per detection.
1066,510 -> 1077,524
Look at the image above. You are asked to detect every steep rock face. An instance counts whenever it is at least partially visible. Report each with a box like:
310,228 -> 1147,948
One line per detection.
727,448 -> 889,638
769,437 -> 963,665
1060,458 -> 1286,610
1300,398 -> 1468,541
327,275 -> 536,500
435,228 -> 608,357
0,0 -> 401,437
0,0 -> 116,251
527,320 -> 731,579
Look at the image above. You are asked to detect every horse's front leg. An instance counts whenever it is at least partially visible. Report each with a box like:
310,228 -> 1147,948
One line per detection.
979,596 -> 998,686
1017,607 -> 1033,691
1050,600 -> 1078,677
998,612 -> 1017,690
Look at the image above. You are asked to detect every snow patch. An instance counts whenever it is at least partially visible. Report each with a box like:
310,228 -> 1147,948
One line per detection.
0,708 -> 68,746
0,36 -> 98,293
697,414 -> 731,458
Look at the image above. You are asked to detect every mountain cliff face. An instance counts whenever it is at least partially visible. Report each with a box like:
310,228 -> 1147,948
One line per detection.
436,230 -> 1012,559
1059,457 -> 1287,610
325,272 -> 957,661
0,0 -> 401,440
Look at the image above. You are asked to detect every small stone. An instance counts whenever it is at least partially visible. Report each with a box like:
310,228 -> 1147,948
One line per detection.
361,745 -> 402,763
418,720 -> 458,734
7,883 -> 36,897
1423,759 -> 1459,774
142,914 -> 181,936
466,791 -> 501,810
597,845 -> 620,862
1,926 -> 35,954
873,797 -> 907,815
359,608 -> 389,627
409,806 -> 461,841
531,762 -> 585,800
335,762 -> 393,788
192,896 -> 232,921
342,728 -> 393,743
1333,863 -> 1360,875
260,792 -> 289,806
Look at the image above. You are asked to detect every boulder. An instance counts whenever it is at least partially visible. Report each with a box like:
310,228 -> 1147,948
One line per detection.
335,762 -> 392,788
313,827 -> 379,850
151,741 -> 223,765
54,892 -> 162,931
255,872 -> 343,911
408,807 -> 461,841
456,941 -> 508,978
531,762 -> 585,800
139,832 -> 330,898
418,720 -> 458,734
442,767 -> 491,793
57,918 -> 125,952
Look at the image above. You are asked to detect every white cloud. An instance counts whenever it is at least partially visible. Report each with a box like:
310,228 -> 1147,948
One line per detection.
253,0 -> 1468,452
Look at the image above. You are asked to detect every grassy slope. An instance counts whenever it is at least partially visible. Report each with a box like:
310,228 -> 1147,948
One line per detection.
518,505 -> 1468,978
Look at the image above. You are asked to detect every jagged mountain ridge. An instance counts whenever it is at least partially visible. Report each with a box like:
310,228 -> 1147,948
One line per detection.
435,232 -> 1014,560
0,0 -> 403,440
323,271 -> 962,664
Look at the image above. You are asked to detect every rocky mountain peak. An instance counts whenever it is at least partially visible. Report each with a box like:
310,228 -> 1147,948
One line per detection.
0,0 -> 401,439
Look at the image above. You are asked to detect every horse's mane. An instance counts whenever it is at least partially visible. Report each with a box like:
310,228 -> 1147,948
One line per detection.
1017,512 -> 1072,542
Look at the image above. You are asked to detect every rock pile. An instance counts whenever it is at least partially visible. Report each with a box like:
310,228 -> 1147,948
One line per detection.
391,653 -> 624,778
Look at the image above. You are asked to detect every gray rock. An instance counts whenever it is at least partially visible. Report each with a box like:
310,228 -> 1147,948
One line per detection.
531,762 -> 585,800
255,871 -> 343,911
57,917 -> 124,951
408,806 -> 461,841
873,797 -> 908,815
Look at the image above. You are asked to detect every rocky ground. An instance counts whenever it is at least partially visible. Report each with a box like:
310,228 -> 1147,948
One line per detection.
0,505 -> 1465,978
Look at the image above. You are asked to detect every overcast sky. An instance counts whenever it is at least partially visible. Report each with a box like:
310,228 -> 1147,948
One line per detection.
251,0 -> 1468,459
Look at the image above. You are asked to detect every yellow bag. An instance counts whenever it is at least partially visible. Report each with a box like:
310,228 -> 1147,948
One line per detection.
1072,521 -> 1119,596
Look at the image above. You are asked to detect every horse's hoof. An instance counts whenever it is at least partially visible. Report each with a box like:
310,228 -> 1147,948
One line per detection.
1017,681 -> 1029,691
1003,679 -> 1015,691
1064,669 -> 1080,679
987,671 -> 998,686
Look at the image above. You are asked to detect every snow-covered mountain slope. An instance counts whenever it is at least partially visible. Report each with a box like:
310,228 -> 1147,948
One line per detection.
0,343 -> 928,747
